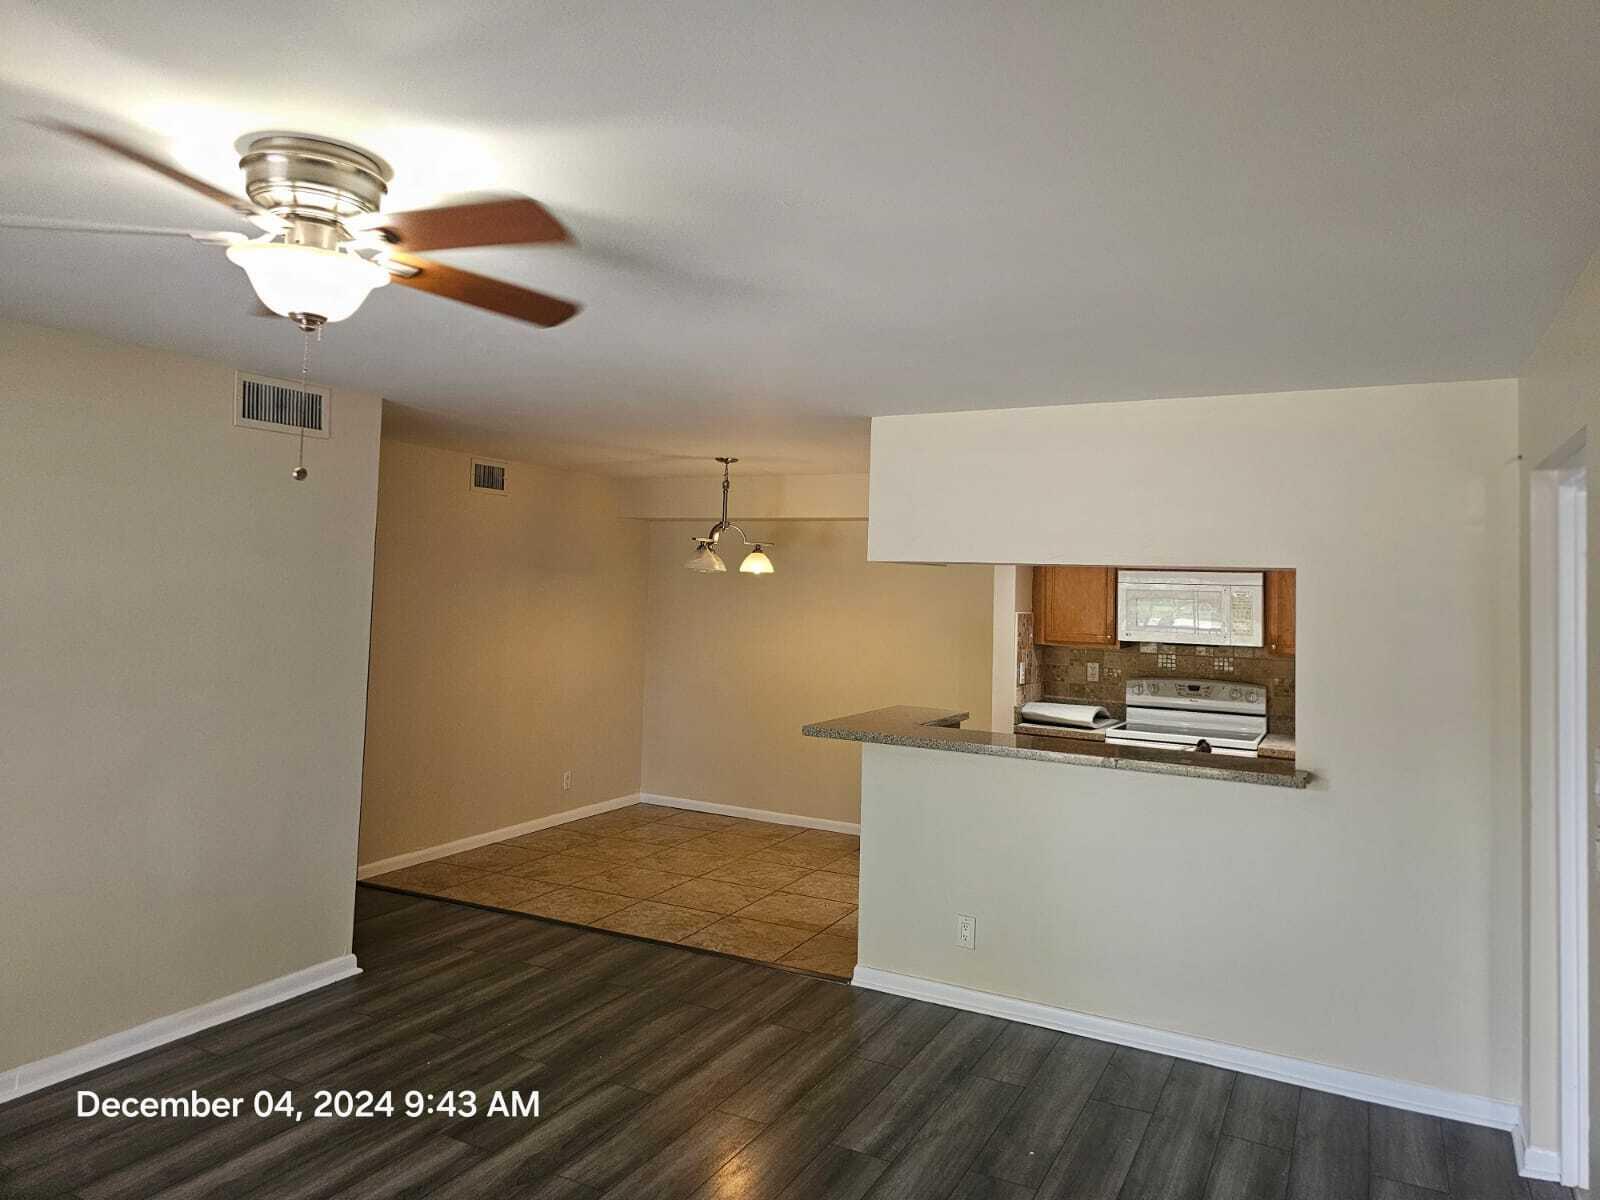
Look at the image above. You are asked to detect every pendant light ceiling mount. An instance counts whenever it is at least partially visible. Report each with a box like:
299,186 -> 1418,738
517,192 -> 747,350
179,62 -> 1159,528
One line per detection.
685,457 -> 775,575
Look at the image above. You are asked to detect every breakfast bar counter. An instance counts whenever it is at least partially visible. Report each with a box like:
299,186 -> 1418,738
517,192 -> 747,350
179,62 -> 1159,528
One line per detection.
802,705 -> 1313,789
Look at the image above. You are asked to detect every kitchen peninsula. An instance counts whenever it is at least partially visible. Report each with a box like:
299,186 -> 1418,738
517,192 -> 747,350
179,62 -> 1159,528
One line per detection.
803,705 -> 1312,788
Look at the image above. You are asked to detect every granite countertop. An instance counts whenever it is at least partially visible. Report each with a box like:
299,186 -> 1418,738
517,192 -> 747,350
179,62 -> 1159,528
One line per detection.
804,706 -> 1313,789
1014,721 -> 1109,742
1015,702 -> 1298,760
1259,733 -> 1297,760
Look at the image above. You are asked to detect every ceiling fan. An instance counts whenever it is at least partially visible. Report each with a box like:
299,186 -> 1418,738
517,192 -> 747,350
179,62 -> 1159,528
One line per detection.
4,120 -> 581,331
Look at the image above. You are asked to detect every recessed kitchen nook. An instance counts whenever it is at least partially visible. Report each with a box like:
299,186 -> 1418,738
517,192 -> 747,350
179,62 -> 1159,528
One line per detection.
804,563 -> 1307,789
1017,565 -> 1297,763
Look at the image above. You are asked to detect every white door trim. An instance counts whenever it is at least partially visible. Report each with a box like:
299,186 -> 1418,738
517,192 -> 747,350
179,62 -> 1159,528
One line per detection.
1556,461 -> 1590,1189
1533,440 -> 1590,1190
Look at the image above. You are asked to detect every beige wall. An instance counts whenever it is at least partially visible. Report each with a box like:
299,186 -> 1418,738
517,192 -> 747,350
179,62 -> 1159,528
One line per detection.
638,519 -> 993,825
863,381 -> 1523,1105
363,459 -> 991,842
2,321 -> 381,1078
357,439 -> 646,866
1518,248 -> 1600,1166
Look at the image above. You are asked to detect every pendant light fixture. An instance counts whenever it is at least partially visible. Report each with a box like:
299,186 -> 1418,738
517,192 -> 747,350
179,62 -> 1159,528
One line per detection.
685,457 -> 776,575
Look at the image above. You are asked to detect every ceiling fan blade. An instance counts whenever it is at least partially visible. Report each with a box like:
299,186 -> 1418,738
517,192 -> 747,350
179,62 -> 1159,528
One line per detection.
32,119 -> 261,219
0,215 -> 244,243
358,197 -> 572,252
385,251 -> 580,327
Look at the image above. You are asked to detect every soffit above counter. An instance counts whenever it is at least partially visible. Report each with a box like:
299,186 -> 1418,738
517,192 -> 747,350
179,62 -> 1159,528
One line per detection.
623,472 -> 869,521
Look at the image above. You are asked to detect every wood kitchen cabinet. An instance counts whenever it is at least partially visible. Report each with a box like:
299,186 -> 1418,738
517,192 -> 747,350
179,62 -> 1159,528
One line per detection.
1265,569 -> 1296,656
1033,565 -> 1117,645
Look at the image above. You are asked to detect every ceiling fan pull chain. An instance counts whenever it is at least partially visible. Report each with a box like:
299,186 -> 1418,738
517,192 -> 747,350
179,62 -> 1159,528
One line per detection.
292,325 -> 316,481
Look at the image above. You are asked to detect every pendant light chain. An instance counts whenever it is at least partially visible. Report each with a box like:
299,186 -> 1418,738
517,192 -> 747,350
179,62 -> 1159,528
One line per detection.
292,323 -> 320,481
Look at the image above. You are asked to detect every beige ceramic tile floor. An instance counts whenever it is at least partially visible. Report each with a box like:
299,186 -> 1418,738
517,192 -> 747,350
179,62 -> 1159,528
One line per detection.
368,804 -> 860,978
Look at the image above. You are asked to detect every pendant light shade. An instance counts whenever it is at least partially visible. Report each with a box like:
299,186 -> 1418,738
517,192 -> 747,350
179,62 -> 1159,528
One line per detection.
685,540 -> 727,573
739,546 -> 774,575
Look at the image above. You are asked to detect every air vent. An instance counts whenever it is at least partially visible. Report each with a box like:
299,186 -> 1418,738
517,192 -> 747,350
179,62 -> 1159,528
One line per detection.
233,372 -> 331,438
471,458 -> 508,494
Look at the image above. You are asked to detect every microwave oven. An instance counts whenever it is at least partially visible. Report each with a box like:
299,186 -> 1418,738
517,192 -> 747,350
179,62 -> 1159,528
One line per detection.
1115,570 -> 1264,647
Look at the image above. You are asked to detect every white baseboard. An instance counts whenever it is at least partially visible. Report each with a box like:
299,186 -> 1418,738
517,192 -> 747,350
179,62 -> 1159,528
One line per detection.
357,792 -> 643,879
852,966 -> 1530,1157
2,955 -> 360,1106
1513,1125 -> 1564,1182
639,792 -> 860,835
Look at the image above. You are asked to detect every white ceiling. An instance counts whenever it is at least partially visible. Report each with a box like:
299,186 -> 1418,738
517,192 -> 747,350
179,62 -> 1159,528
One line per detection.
3,0 -> 1599,475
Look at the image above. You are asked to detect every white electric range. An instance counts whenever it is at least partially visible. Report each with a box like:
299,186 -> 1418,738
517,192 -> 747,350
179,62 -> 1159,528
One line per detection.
1103,677 -> 1268,757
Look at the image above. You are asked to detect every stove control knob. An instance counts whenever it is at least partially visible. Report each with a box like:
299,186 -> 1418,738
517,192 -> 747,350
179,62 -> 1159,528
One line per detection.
1132,683 -> 1144,695
1247,690 -> 1261,703
1229,688 -> 1242,700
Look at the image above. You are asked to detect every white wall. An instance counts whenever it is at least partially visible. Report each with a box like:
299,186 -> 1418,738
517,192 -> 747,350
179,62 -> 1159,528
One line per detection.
864,380 -> 1523,1106
358,440 -> 646,866
1,321 -> 381,1075
1518,248 -> 1600,1168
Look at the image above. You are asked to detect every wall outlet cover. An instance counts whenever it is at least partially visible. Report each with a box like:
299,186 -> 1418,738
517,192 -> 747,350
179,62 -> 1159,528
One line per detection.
957,914 -> 976,950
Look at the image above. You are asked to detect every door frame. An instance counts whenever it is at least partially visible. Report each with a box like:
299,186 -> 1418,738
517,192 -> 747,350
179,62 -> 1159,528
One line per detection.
1531,440 -> 1589,1188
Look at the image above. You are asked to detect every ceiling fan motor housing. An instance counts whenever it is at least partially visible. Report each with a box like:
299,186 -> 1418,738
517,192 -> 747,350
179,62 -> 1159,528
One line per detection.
236,133 -> 393,244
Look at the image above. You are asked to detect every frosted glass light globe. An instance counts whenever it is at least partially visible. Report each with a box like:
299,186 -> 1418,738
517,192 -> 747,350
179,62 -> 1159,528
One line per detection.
226,241 -> 389,323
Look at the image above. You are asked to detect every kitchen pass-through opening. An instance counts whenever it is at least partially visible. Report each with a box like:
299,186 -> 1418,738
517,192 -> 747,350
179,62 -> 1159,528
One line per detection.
1015,565 -> 1296,761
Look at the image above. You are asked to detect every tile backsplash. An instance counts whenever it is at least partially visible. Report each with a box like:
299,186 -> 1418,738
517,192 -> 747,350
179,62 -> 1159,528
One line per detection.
1016,613 -> 1042,706
1029,641 -> 1296,734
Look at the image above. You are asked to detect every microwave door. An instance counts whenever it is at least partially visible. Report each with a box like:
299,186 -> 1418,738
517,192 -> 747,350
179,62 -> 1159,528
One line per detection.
1116,570 -> 1266,647
1126,586 -> 1198,640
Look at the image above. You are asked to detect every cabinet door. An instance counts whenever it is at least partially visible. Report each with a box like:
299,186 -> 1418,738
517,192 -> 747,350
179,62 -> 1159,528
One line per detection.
1033,566 -> 1117,645
1265,569 -> 1296,656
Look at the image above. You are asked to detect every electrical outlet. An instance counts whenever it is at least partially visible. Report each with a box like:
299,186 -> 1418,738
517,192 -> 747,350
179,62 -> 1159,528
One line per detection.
1086,662 -> 1100,683
957,914 -> 976,950
561,770 -> 573,792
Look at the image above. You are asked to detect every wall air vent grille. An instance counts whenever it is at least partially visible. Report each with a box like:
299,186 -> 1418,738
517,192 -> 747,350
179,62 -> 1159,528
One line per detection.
234,372 -> 330,438
471,458 -> 508,494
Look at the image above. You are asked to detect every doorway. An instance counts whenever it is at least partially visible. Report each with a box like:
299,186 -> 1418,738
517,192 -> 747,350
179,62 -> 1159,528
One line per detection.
1531,443 -> 1589,1187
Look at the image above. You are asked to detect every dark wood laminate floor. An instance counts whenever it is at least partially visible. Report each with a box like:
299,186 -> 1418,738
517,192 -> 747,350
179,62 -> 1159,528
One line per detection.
0,887 -> 1568,1200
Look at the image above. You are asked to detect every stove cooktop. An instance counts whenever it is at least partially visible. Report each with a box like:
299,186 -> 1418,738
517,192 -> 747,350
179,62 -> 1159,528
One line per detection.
1104,678 -> 1269,758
